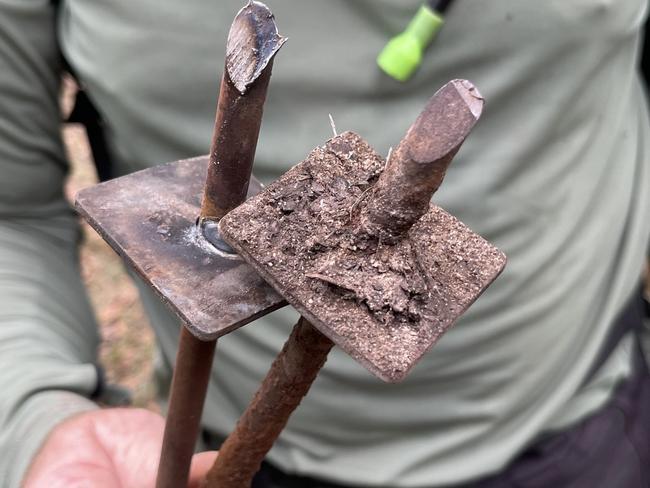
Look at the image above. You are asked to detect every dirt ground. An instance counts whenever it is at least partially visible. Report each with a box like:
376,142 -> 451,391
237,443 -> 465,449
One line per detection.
62,79 -> 157,409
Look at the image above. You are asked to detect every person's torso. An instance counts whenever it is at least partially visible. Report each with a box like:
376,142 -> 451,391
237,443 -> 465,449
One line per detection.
60,1 -> 650,485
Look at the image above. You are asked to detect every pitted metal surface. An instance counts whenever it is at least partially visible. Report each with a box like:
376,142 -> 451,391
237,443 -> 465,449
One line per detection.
75,156 -> 286,341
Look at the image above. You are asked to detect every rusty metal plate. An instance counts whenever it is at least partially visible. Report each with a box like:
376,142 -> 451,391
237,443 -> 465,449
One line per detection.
75,156 -> 286,341
220,133 -> 507,381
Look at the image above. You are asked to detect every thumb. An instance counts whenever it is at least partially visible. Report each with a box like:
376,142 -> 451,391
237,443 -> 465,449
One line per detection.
188,451 -> 219,488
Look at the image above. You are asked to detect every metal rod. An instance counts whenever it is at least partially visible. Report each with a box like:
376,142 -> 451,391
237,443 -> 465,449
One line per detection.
156,2 -> 286,487
359,79 -> 484,242
201,79 -> 485,487
202,318 -> 334,488
156,329 -> 216,488
200,1 -> 286,220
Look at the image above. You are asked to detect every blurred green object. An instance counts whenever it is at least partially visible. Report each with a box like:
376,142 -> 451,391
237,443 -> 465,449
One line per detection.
377,4 -> 444,82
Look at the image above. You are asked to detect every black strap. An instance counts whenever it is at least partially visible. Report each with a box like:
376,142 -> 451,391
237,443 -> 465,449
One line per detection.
641,15 -> 650,92
66,87 -> 114,182
52,0 -> 114,181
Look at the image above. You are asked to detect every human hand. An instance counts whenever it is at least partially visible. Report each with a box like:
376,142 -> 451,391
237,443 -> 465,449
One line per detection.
23,408 -> 217,488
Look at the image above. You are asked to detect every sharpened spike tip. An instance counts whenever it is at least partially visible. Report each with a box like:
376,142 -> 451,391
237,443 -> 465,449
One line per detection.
226,1 -> 287,94
200,1 -> 287,220
360,79 -> 484,241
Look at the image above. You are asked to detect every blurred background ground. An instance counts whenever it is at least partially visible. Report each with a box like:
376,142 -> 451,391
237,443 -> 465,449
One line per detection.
62,78 -> 157,409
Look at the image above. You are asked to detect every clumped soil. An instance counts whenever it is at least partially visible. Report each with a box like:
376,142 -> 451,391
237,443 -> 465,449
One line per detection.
220,131 -> 506,381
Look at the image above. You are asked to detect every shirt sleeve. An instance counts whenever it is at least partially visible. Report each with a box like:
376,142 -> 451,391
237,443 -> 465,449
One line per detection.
0,1 -> 101,486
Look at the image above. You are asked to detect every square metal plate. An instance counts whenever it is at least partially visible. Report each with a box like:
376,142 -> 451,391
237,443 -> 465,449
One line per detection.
75,156 -> 286,340
220,133 -> 506,381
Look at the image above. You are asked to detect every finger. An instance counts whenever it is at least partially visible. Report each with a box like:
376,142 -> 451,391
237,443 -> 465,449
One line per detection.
187,451 -> 219,488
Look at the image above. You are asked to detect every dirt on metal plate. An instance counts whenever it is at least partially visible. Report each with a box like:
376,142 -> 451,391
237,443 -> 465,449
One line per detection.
75,157 -> 286,341
220,132 -> 507,382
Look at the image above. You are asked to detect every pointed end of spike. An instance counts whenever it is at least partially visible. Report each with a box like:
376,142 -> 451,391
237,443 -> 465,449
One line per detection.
226,1 -> 287,94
